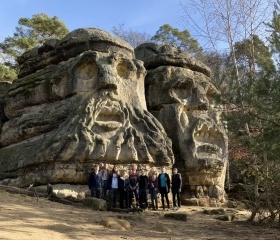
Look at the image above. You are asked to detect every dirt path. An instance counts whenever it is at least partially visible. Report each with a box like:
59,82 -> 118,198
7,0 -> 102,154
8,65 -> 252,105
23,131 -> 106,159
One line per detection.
0,189 -> 279,240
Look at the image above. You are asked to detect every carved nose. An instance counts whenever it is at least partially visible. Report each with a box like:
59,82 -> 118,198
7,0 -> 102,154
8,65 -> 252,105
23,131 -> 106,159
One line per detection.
192,88 -> 209,110
98,66 -> 118,90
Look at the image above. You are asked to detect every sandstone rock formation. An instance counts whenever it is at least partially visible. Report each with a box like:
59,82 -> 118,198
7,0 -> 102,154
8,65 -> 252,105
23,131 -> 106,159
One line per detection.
135,43 -> 228,205
0,82 -> 11,136
0,28 -> 228,205
0,29 -> 174,187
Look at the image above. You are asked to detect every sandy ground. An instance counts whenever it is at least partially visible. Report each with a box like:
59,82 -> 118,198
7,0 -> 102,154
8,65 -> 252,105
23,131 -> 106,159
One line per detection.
0,189 -> 279,240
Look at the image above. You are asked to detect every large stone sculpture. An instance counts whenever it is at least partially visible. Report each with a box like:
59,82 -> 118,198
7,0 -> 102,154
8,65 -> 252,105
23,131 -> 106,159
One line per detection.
135,43 -> 228,205
0,29 -> 174,187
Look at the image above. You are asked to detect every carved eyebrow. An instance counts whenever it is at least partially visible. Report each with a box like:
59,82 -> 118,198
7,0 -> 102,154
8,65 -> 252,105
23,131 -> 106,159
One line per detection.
117,58 -> 136,70
171,78 -> 193,89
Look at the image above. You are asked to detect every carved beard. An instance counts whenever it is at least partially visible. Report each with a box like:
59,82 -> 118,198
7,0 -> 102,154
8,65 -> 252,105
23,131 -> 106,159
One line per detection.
191,118 -> 226,168
39,91 -> 173,165
175,106 -> 227,171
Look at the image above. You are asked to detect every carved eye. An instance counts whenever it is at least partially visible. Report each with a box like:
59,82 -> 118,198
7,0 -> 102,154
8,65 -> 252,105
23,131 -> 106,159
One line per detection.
116,59 -> 135,79
76,60 -> 98,81
171,78 -> 193,99
74,57 -> 98,92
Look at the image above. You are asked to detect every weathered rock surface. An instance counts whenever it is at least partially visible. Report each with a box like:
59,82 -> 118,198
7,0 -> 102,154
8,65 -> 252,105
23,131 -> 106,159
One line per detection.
83,197 -> 107,211
0,28 -> 228,204
151,223 -> 172,233
0,28 -> 174,187
99,217 -> 132,231
17,28 -> 134,78
0,82 -> 11,136
135,43 -> 228,204
35,184 -> 89,199
164,212 -> 188,221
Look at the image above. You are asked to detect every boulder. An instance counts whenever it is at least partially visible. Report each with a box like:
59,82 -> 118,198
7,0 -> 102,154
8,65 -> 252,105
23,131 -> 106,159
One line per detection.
151,223 -> 172,233
203,208 -> 225,215
182,197 -> 199,206
164,212 -> 188,221
35,184 -> 89,199
0,81 -> 11,137
227,200 -> 238,208
0,28 -> 174,187
216,214 -> 236,221
135,43 -> 228,203
83,197 -> 107,211
99,217 -> 131,231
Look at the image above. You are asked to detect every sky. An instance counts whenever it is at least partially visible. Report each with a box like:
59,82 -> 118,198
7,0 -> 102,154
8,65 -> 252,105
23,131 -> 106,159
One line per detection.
0,0 -> 185,42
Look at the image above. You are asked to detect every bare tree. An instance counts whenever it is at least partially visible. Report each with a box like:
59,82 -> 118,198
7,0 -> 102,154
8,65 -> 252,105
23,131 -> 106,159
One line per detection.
179,0 -> 272,83
179,1 -> 277,223
112,24 -> 152,48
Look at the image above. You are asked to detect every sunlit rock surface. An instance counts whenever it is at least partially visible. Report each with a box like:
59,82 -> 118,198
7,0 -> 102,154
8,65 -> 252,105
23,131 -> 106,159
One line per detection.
0,29 -> 174,187
135,43 -> 228,205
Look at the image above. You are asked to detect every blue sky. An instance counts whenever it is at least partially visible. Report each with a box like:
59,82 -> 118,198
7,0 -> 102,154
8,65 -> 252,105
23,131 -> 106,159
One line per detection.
0,0 -> 184,41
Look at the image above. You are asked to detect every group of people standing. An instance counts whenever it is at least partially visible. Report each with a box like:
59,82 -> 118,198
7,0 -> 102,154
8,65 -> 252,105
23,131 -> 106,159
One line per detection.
88,164 -> 182,210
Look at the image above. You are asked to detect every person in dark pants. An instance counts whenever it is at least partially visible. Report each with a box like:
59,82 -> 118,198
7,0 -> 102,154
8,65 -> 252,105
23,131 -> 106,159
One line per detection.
148,171 -> 158,210
119,170 -> 129,209
107,165 -> 120,208
128,167 -> 139,208
138,169 -> 148,209
99,163 -> 110,200
158,166 -> 170,210
171,168 -> 182,210
88,164 -> 102,198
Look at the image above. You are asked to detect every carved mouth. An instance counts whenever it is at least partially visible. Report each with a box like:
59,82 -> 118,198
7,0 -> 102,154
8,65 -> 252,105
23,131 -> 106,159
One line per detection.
193,123 -> 225,161
94,102 -> 124,132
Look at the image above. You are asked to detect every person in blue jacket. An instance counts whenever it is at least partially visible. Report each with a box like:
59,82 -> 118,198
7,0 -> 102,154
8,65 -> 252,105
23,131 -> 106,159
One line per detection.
158,166 -> 170,210
88,164 -> 103,198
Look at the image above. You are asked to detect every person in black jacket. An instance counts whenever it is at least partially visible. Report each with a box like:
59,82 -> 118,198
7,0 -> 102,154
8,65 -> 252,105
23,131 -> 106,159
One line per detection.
158,166 -> 170,210
138,169 -> 148,209
171,168 -> 182,209
119,170 -> 129,209
128,167 -> 139,208
88,164 -> 102,198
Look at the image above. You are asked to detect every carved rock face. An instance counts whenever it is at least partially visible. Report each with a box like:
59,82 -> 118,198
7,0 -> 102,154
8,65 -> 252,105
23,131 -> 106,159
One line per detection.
135,43 -> 228,203
0,29 -> 173,187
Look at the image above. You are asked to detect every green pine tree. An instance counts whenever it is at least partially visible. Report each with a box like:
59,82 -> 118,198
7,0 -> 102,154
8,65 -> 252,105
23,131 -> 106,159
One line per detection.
0,13 -> 69,81
151,24 -> 203,57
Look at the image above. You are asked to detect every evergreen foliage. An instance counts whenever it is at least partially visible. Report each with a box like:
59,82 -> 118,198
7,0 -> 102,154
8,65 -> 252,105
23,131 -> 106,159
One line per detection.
0,63 -> 17,82
215,2 -> 280,225
151,24 -> 203,57
0,13 -> 69,59
0,13 -> 69,81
